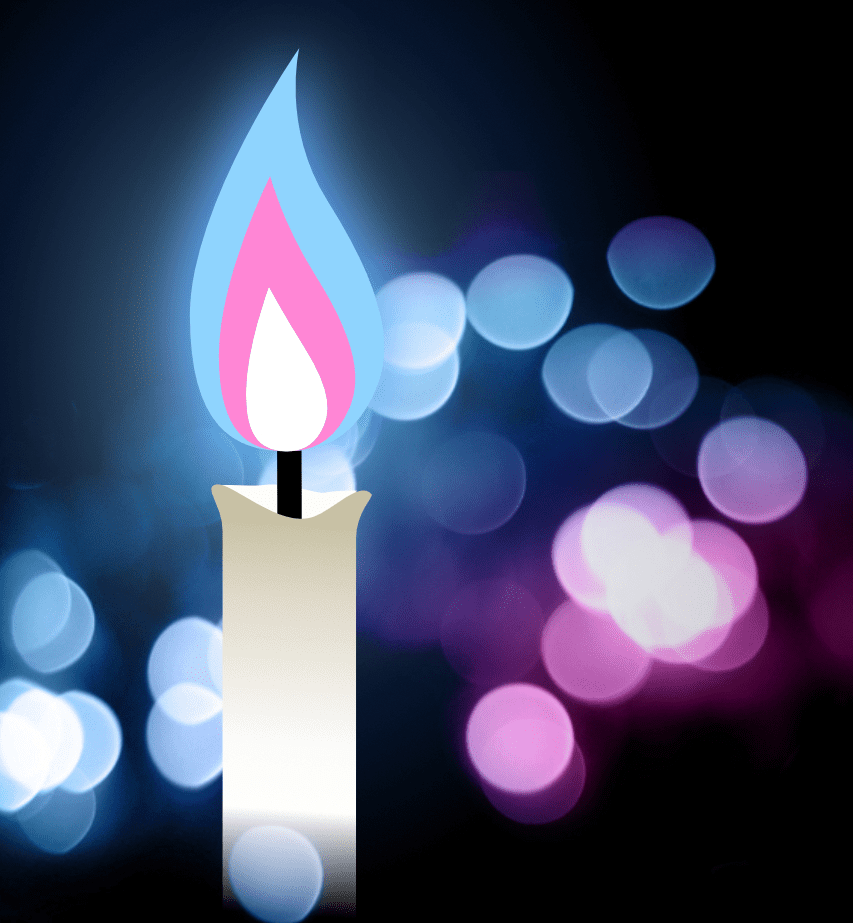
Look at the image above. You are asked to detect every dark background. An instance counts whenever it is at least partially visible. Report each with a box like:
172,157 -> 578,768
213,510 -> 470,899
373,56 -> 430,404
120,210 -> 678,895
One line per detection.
0,1 -> 846,919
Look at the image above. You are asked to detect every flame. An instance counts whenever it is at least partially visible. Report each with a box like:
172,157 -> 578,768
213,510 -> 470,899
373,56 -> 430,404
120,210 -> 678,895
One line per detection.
190,52 -> 383,451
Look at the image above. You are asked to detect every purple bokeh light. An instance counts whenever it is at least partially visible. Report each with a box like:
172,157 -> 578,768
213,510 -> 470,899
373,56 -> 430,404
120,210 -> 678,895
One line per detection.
542,598 -> 651,704
607,215 -> 715,309
698,417 -> 808,524
466,683 -> 574,794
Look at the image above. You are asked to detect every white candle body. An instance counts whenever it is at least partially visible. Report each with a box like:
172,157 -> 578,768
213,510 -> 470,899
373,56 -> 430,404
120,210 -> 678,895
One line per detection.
213,484 -> 367,912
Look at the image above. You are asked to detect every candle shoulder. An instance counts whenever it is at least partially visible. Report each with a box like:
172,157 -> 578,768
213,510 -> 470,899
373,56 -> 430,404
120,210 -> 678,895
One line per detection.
213,484 -> 370,526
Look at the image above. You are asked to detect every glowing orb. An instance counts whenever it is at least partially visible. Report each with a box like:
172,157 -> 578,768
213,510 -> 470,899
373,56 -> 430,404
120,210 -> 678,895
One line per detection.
59,691 -> 122,793
616,329 -> 699,430
466,254 -> 573,350
146,689 -> 222,789
147,616 -> 223,701
607,215 -> 715,309
12,575 -> 96,674
0,710 -> 51,812
696,588 -> 770,673
370,349 -> 459,421
146,616 -> 223,789
466,683 -> 574,794
6,688 -> 84,790
551,504 -> 609,612
229,826 -> 323,923
16,787 -> 96,854
377,272 -> 466,370
698,417 -> 808,523
587,328 -> 653,420
543,324 -> 650,423
10,572 -> 71,661
541,598 -> 651,703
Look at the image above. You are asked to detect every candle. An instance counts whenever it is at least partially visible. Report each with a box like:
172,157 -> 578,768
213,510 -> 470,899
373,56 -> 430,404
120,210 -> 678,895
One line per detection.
190,52 -> 383,917
214,484 -> 367,912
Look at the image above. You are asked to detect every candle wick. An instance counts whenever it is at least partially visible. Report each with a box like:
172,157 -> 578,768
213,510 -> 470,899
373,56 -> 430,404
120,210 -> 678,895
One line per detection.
277,451 -> 302,518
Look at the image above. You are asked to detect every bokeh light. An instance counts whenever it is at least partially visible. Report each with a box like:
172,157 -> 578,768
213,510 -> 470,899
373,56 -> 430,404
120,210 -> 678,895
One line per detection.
616,329 -> 699,430
586,328 -> 653,420
157,682 -> 223,725
541,598 -> 651,703
369,349 -> 460,421
376,272 -> 466,370
147,616 -> 223,701
466,683 -> 574,794
657,518 -> 762,665
13,576 -> 96,674
548,483 -> 753,661
0,550 -> 63,624
607,216 -> 715,309
695,588 -> 769,673
466,254 -> 573,350
6,688 -> 84,790
146,692 -> 222,789
551,505 -> 609,612
0,709 -> 51,812
59,692 -> 122,793
543,324 -> 631,423
422,432 -> 526,534
690,520 -> 758,620
146,616 -> 223,789
478,743 -> 586,825
10,571 -> 71,661
0,677 -> 119,834
638,551 -> 731,661
698,417 -> 808,524
15,787 -> 96,854
229,826 -> 323,923
440,579 -> 544,685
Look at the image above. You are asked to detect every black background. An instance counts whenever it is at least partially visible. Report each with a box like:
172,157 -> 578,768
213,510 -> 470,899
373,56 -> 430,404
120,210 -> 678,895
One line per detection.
0,1 -> 846,919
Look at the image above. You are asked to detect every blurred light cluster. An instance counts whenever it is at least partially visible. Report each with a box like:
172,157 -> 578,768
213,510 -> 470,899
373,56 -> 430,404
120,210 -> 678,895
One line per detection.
0,551 -> 121,852
543,324 -> 699,427
351,216 -> 832,829
146,616 -> 223,789
367,272 -> 467,421
551,484 -> 766,671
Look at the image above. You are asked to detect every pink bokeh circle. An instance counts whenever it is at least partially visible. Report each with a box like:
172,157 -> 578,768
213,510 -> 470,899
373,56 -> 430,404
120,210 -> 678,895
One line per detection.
541,599 -> 651,704
466,683 -> 574,794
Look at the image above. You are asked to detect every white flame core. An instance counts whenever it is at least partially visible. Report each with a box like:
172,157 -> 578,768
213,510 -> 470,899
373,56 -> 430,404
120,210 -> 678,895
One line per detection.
246,289 -> 327,450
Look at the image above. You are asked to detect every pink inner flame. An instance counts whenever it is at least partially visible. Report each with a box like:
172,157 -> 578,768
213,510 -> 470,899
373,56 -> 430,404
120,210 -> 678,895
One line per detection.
219,179 -> 355,449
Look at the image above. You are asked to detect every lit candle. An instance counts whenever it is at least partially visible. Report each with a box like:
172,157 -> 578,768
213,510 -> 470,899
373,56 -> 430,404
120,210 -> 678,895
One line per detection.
190,52 -> 383,915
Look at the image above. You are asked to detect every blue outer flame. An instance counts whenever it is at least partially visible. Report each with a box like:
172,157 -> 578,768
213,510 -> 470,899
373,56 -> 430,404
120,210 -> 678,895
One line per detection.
190,52 -> 384,447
